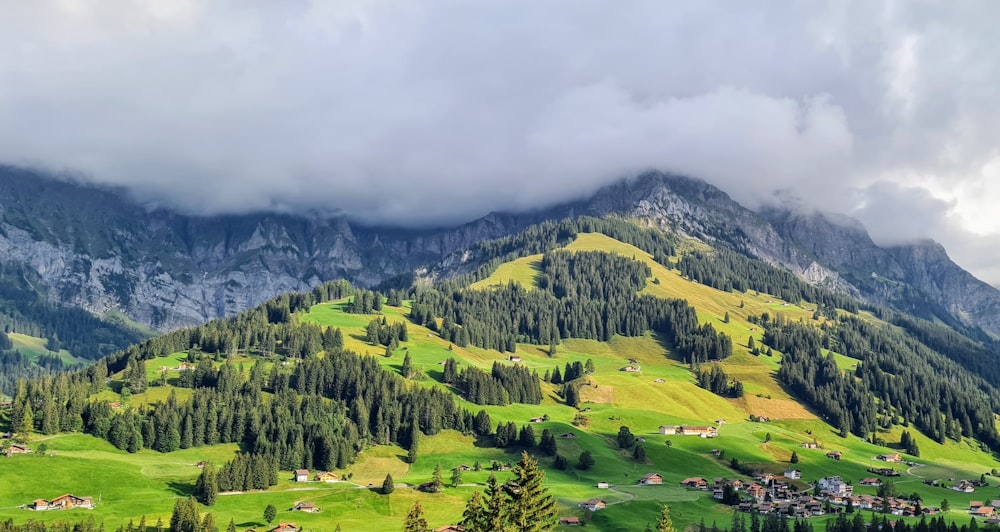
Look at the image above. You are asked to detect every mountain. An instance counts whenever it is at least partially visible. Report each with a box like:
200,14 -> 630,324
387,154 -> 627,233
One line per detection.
3,165 -> 1000,338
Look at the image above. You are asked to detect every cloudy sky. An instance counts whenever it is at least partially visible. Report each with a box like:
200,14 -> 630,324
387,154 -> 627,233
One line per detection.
2,1 -> 1000,283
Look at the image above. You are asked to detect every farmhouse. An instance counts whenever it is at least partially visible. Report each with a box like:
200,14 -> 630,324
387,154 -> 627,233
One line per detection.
453,464 -> 472,471
860,478 -> 882,487
975,507 -> 996,518
560,433 -> 577,439
827,451 -> 842,460
682,426 -> 719,438
579,498 -> 607,511
682,477 -> 708,489
293,502 -> 318,513
971,502 -> 984,510
529,416 -> 546,423
314,471 -> 338,482
659,425 -> 679,435
818,476 -> 853,497
559,517 -> 581,526
596,482 -> 610,489
620,365 -> 640,372
37,494 -> 94,510
175,362 -> 194,371
508,355 -> 522,363
801,442 -> 818,449
270,524 -> 298,532
954,480 -> 976,493
8,444 -> 30,454
640,473 -> 664,485
293,469 -> 310,482
877,453 -> 901,463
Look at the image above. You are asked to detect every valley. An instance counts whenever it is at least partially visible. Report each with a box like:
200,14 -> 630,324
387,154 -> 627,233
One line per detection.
3,226 -> 1000,531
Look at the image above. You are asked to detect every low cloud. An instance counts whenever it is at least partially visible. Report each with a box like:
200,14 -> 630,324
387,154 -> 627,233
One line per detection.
2,2 -> 1000,282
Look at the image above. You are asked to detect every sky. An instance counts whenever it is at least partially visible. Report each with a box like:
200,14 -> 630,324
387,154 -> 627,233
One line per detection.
2,2 -> 1000,283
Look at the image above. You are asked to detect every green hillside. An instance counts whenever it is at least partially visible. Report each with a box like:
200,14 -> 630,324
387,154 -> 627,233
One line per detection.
2,224 -> 999,532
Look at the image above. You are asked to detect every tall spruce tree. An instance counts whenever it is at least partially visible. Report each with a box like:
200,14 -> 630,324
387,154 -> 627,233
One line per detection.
403,501 -> 429,532
504,451 -> 557,531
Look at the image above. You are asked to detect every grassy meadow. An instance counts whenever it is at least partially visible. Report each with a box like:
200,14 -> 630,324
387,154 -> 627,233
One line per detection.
2,231 -> 999,531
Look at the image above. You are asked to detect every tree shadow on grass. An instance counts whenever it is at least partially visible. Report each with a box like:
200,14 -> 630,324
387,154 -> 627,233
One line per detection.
165,480 -> 195,496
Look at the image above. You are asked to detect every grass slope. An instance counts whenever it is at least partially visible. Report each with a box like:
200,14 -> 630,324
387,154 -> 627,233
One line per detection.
3,231 -> 998,531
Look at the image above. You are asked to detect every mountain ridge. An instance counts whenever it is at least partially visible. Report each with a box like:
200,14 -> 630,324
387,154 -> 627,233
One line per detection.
2,165 -> 999,337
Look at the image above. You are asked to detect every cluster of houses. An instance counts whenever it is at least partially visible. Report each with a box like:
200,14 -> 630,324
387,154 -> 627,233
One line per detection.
659,425 -> 719,438
968,501 -> 1000,523
5,443 -> 31,457
292,469 -> 338,483
30,494 -> 94,511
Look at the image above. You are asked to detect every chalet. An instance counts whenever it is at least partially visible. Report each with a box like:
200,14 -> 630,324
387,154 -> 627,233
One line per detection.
560,432 -> 577,439
990,500 -> 1000,508
620,365 -> 640,372
801,442 -> 818,449
579,498 -> 607,511
596,481 -> 610,489
508,355 -> 522,363
453,464 -> 472,472
877,453 -> 901,463
976,507 -> 996,518
827,451 -> 842,460
954,480 -> 976,493
559,517 -> 581,526
971,502 -> 984,510
175,362 -> 195,371
48,494 -> 93,510
682,426 -> 718,438
1,432 -> 11,439
293,502 -> 318,513
860,478 -> 882,487
640,473 -> 664,485
293,469 -> 310,482
270,524 -> 298,532
681,477 -> 707,489
8,444 -> 30,454
659,425 -> 679,435
32,499 -> 49,511
529,416 -> 546,423
314,471 -> 338,482
784,469 -> 802,480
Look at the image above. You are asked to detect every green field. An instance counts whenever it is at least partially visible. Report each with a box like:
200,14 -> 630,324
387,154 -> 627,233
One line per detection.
2,232 -> 998,531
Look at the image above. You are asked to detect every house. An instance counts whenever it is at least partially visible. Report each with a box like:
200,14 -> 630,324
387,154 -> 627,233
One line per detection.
270,524 -> 298,532
682,426 -> 718,438
620,365 -> 640,372
596,481 -> 610,489
628,358 -> 639,365
877,453 -> 901,463
196,461 -> 209,468
293,469 -> 310,482
653,378 -> 665,383
508,355 -> 522,363
579,498 -> 607,511
818,476 -> 853,497
175,362 -> 195,371
559,517 -> 581,526
827,451 -> 843,460
636,437 -> 646,443
293,502 -> 318,513
860,478 -> 882,487
8,444 -> 30,454
32,499 -> 49,511
1,432 -> 11,439
640,473 -> 664,485
682,477 -> 708,489
976,507 -> 996,518
453,464 -> 472,472
970,502 -> 985,510
801,442 -> 818,449
659,425 -> 679,435
529,416 -> 546,423
990,500 -> 1000,508
435,526 -> 465,532
954,480 -> 976,493
314,471 -> 338,482
48,494 -> 94,510
784,469 -> 802,480
560,432 -> 577,439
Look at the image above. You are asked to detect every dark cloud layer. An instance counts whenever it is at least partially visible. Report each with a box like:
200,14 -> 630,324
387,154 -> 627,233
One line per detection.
2,2 -> 1000,283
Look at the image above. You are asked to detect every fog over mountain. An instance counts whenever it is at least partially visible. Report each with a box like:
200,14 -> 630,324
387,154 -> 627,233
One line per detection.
2,2 -> 1000,283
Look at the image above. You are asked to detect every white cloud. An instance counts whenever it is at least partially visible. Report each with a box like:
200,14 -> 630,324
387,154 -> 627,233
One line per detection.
2,1 -> 1000,282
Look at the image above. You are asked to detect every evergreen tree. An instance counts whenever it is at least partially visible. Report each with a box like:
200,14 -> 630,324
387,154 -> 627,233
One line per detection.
201,513 -> 219,532
657,506 -> 676,532
790,451 -> 799,464
431,463 -> 444,492
263,504 -> 277,525
382,473 -> 395,495
169,497 -> 200,532
403,501 -> 429,532
504,451 -> 557,531
539,429 -> 557,456
227,519 -> 237,532
577,450 -> 595,470
633,444 -> 647,463
451,467 -> 463,487
195,464 -> 219,506
484,473 -> 508,532
460,490 -> 488,532
402,352 -> 413,378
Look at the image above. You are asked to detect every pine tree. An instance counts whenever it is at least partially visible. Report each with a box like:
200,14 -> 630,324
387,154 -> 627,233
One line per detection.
431,463 -> 444,492
484,473 -> 508,531
169,497 -> 200,532
460,490 -> 488,532
504,451 -> 557,531
227,519 -> 237,532
790,451 -> 799,464
201,513 -> 219,532
263,504 -> 277,525
577,450 -> 595,470
382,473 -> 395,495
195,464 -> 219,506
404,501 -> 429,532
402,352 -> 413,378
451,467 -> 463,487
539,429 -> 557,456
656,506 -> 675,532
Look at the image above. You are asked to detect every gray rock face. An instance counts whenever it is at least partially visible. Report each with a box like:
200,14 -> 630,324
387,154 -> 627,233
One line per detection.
3,166 -> 1000,336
